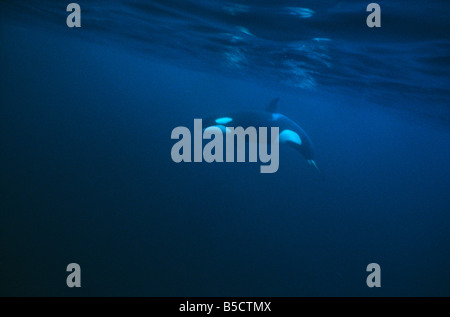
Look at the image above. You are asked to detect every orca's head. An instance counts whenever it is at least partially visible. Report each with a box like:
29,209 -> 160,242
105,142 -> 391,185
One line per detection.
201,115 -> 234,133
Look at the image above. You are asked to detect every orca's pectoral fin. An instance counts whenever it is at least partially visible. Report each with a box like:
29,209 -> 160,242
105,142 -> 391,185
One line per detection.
307,160 -> 325,181
266,97 -> 280,113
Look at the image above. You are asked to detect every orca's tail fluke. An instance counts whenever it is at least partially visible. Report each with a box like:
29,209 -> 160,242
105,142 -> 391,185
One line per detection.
307,160 -> 324,181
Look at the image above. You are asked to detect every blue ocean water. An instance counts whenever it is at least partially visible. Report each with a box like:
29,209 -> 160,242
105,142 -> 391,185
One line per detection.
0,0 -> 449,296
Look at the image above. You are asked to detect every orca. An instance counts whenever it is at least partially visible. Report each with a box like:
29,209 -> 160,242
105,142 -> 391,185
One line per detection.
202,98 -> 322,176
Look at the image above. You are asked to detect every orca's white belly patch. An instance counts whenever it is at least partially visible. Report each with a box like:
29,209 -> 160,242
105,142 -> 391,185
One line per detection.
279,129 -> 302,145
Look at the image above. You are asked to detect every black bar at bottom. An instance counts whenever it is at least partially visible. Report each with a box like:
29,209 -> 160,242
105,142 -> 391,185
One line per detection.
0,297 -> 447,313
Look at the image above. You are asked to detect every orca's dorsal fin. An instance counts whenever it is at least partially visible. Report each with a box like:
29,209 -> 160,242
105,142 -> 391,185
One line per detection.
265,98 -> 280,113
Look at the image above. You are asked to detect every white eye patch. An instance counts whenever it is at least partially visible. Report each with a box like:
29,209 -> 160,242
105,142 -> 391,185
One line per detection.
215,117 -> 233,124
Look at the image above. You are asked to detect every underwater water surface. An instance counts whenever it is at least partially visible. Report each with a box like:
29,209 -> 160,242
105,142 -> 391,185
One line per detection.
0,0 -> 449,296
